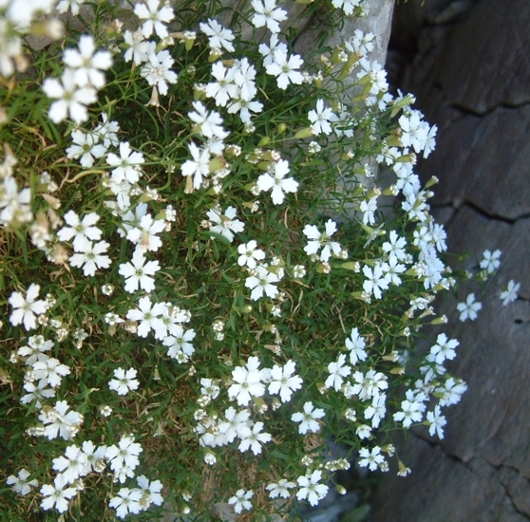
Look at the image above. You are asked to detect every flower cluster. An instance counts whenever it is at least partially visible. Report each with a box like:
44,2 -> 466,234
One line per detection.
1,0 -> 519,520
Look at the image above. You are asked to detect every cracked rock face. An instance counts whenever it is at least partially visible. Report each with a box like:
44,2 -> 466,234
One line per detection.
370,1 -> 530,521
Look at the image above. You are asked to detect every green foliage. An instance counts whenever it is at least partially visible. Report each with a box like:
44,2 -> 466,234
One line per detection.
0,0 -> 473,520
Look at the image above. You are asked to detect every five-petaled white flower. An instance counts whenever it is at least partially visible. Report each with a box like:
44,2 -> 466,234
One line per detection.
109,487 -> 143,519
206,205 -> 245,242
245,265 -> 279,300
9,283 -> 48,330
62,34 -> 112,89
228,356 -> 270,406
57,210 -> 102,251
200,19 -> 235,52
500,280 -> 520,306
228,489 -> 253,514
126,296 -> 166,338
237,240 -> 265,269
140,46 -> 178,95
134,0 -> 175,39
119,249 -> 160,293
426,404 -> 447,439
251,0 -> 287,33
42,69 -> 97,124
296,470 -> 329,506
268,360 -> 303,402
303,219 -> 341,262
109,367 -> 140,396
106,142 -> 145,184
325,353 -> 351,391
266,478 -> 296,499
256,159 -> 299,205
265,51 -> 304,90
40,474 -> 77,513
456,292 -> 482,322
69,240 -> 111,277
308,99 -> 335,135
291,401 -> 325,434
6,469 -> 38,496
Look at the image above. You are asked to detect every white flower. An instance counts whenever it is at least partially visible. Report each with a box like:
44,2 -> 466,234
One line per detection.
66,129 -> 107,168
40,474 -> 77,513
206,205 -> 245,242
500,280 -> 520,306
81,440 -> 107,473
426,405 -> 446,439
256,159 -> 299,205
109,487 -> 143,519
429,333 -> 459,365
325,353 -> 351,391
133,0 -> 175,39
42,69 -> 97,124
251,0 -> 287,33
345,328 -> 367,365
181,141 -> 211,190
38,400 -> 84,440
228,489 -> 253,514
228,356 -> 270,406
126,214 -> 166,253
331,0 -> 360,15
358,446 -> 385,471
258,33 -> 288,66
360,196 -> 378,225
137,475 -> 164,508
237,240 -> 265,269
109,367 -> 140,396
9,283 -> 48,330
217,406 -> 251,443
206,61 -> 238,106
362,264 -> 390,299
479,249 -> 502,274
303,219 -> 341,262
296,470 -> 328,506
245,265 -> 279,300
291,401 -> 325,434
308,99 -> 334,135
69,240 -> 111,276
106,435 -> 143,483
265,51 -> 304,89
268,360 -> 303,402
189,101 -> 228,140
56,0 -> 86,15
266,478 -> 296,499
393,390 -> 424,428
123,30 -> 150,65
200,19 -> 235,52
119,249 -> 160,293
364,393 -> 387,428
238,421 -> 272,455
6,469 -> 38,496
20,380 -> 55,408
126,296 -> 166,338
62,34 -> 112,89
32,357 -> 71,388
52,444 -> 88,484
163,326 -> 196,361
106,142 -> 145,184
456,292 -> 482,322
57,210 -> 102,251
140,46 -> 178,95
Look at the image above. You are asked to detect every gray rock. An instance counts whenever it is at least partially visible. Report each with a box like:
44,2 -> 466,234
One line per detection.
421,105 -> 530,220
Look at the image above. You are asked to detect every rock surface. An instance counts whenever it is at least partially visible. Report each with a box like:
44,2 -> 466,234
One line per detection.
371,1 -> 530,521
